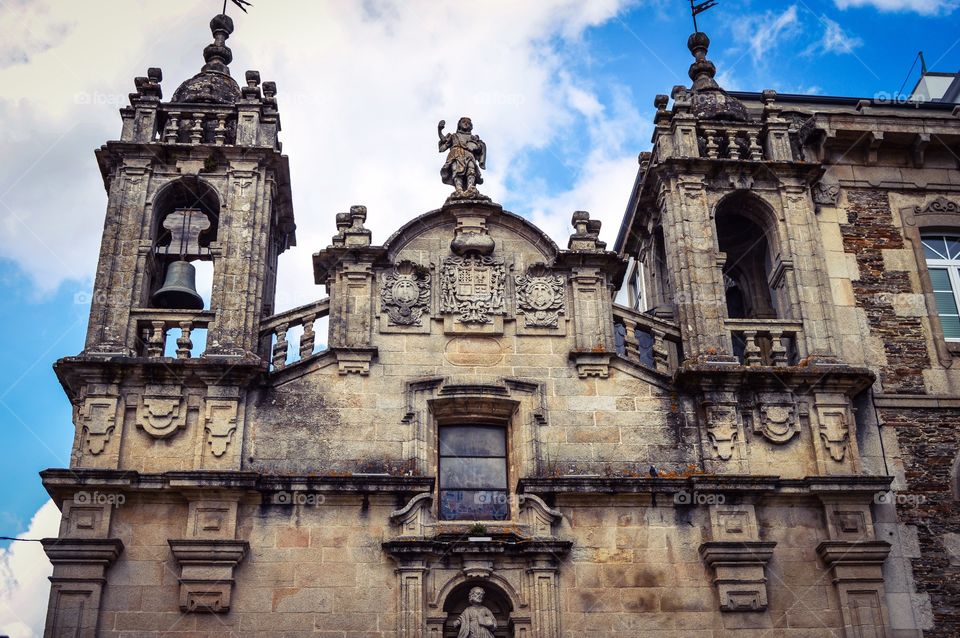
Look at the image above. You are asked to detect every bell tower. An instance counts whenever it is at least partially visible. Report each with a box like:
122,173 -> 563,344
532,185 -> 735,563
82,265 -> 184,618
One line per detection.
84,13 -> 295,359
43,17 -> 294,635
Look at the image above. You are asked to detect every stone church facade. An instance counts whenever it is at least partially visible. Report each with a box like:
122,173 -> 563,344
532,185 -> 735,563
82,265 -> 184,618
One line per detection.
39,13 -> 960,638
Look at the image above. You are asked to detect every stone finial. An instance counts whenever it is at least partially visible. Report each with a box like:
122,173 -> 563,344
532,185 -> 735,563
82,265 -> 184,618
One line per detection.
654,94 -> 669,111
132,68 -> 163,102
332,205 -> 372,248
203,14 -> 235,74
568,211 -> 606,251
242,70 -> 262,99
685,31 -> 748,122
171,15 -> 241,105
262,82 -> 277,99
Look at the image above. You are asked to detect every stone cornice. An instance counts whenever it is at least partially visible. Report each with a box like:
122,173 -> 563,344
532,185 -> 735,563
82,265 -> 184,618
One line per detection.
54,356 -> 265,402
518,474 -> 892,496
41,468 -> 435,504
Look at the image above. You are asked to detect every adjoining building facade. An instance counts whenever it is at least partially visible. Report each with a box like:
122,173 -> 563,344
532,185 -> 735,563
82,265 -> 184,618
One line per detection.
39,13 -> 959,638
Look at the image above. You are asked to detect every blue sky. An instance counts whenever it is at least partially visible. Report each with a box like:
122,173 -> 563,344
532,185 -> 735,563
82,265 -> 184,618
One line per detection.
0,0 -> 957,634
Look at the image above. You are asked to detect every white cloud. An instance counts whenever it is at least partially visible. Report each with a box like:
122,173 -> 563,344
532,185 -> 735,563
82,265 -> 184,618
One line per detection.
0,500 -> 58,638
736,5 -> 801,64
0,0 -> 646,307
804,16 -> 863,56
834,0 -> 959,15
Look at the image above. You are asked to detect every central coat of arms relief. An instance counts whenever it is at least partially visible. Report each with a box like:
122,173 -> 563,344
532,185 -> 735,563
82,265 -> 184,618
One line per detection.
440,254 -> 506,324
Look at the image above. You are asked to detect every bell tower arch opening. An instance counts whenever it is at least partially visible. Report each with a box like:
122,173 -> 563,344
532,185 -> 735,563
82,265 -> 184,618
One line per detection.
715,191 -> 780,321
148,177 -> 221,311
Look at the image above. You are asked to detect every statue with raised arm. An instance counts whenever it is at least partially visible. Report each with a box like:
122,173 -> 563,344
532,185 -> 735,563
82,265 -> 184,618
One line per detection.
438,117 -> 487,200
454,587 -> 497,638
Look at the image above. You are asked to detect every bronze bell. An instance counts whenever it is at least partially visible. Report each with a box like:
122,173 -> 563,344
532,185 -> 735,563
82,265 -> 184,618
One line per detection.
152,260 -> 204,310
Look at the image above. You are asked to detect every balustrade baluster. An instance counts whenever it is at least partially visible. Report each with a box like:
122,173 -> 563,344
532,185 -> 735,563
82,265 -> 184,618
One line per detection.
189,114 -> 203,144
726,130 -> 738,158
623,319 -> 639,360
652,329 -> 670,373
147,321 -> 166,358
272,323 -> 289,370
163,113 -> 180,144
705,129 -> 719,158
742,330 -> 761,366
214,116 -> 227,146
176,321 -> 193,359
770,330 -> 788,367
299,314 -> 317,359
748,131 -> 763,160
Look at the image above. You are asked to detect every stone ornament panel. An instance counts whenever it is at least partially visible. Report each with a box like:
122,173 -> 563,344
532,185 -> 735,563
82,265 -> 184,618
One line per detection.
136,386 -> 187,439
515,263 -> 565,330
440,254 -> 505,324
79,396 -> 119,456
381,259 -> 432,328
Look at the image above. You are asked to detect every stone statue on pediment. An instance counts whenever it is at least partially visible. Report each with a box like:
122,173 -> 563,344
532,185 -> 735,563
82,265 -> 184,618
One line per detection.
439,117 -> 488,200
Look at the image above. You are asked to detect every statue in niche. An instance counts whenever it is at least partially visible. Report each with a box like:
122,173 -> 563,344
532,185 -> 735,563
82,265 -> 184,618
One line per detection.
438,117 -> 487,199
454,587 -> 497,638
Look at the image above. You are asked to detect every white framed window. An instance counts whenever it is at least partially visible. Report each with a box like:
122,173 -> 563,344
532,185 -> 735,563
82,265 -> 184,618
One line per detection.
922,234 -> 960,341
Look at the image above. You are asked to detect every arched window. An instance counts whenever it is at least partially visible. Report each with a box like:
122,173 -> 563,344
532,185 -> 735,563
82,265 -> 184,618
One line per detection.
438,425 -> 508,521
921,234 -> 960,341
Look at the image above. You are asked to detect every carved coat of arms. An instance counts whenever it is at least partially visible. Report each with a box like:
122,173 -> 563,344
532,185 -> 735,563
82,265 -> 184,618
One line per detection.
440,254 -> 505,323
516,264 -> 565,328
381,260 -> 431,326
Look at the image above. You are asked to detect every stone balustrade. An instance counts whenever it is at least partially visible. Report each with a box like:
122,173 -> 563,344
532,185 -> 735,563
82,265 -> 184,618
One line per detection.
697,122 -> 765,161
259,298 -> 330,371
612,304 -> 683,374
159,107 -> 238,146
132,309 -> 215,358
726,318 -> 805,366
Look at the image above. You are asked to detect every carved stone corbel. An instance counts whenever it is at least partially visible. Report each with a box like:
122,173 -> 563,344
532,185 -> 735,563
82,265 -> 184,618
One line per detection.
167,539 -> 248,613
699,541 -> 776,611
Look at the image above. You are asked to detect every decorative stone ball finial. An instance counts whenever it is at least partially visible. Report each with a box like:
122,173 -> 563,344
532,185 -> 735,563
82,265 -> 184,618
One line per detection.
568,211 -> 607,251
331,205 -> 372,248
203,15 -> 235,74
